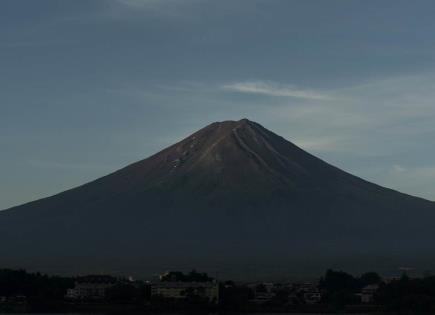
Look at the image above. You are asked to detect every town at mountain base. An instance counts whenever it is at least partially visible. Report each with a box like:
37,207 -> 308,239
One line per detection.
1,268 -> 434,313
1,119 -> 435,279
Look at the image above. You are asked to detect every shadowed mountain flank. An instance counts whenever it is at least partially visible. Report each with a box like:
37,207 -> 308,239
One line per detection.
1,119 -> 435,279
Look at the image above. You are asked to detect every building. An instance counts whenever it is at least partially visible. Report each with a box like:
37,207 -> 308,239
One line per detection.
248,282 -> 276,304
0,296 -> 27,305
357,284 -> 379,304
295,281 -> 322,304
303,291 -> 322,304
66,275 -> 117,300
152,281 -> 219,304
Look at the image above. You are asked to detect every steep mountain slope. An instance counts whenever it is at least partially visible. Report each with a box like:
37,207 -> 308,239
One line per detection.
1,119 -> 434,279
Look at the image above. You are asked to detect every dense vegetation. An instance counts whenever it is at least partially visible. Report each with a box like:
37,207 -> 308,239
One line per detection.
160,270 -> 214,282
377,274 -> 435,312
319,269 -> 381,307
320,269 -> 435,312
0,269 -> 73,300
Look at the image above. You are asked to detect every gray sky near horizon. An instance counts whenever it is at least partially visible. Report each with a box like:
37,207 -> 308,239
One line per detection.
2,0 -> 435,209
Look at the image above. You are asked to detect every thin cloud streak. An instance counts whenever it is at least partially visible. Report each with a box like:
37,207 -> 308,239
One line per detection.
115,0 -> 166,8
222,81 -> 333,101
112,0 -> 200,15
27,160 -> 116,171
292,137 -> 344,152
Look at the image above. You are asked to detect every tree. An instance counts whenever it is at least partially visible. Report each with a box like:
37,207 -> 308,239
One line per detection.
319,269 -> 359,292
160,270 -> 213,282
319,269 -> 360,309
106,283 -> 139,302
360,272 -> 381,286
255,283 -> 267,293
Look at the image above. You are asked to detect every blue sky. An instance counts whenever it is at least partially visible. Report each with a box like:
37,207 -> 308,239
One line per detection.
2,0 -> 435,209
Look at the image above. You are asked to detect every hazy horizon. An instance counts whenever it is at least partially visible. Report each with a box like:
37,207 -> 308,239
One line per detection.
2,0 -> 435,209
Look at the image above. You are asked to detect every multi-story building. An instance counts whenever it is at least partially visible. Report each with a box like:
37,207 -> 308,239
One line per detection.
358,284 -> 379,304
66,275 -> 117,300
294,281 -> 322,304
151,281 -> 219,304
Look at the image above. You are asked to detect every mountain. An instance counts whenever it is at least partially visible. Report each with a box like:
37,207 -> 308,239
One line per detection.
1,119 -> 435,280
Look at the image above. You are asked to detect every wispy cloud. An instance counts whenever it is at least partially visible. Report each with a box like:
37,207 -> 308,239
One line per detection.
222,81 -> 333,100
115,0 -> 164,8
382,164 -> 435,200
1,39 -> 77,48
111,0 -> 200,17
390,164 -> 435,178
391,164 -> 407,174
27,160 -> 115,171
290,136 -> 347,152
